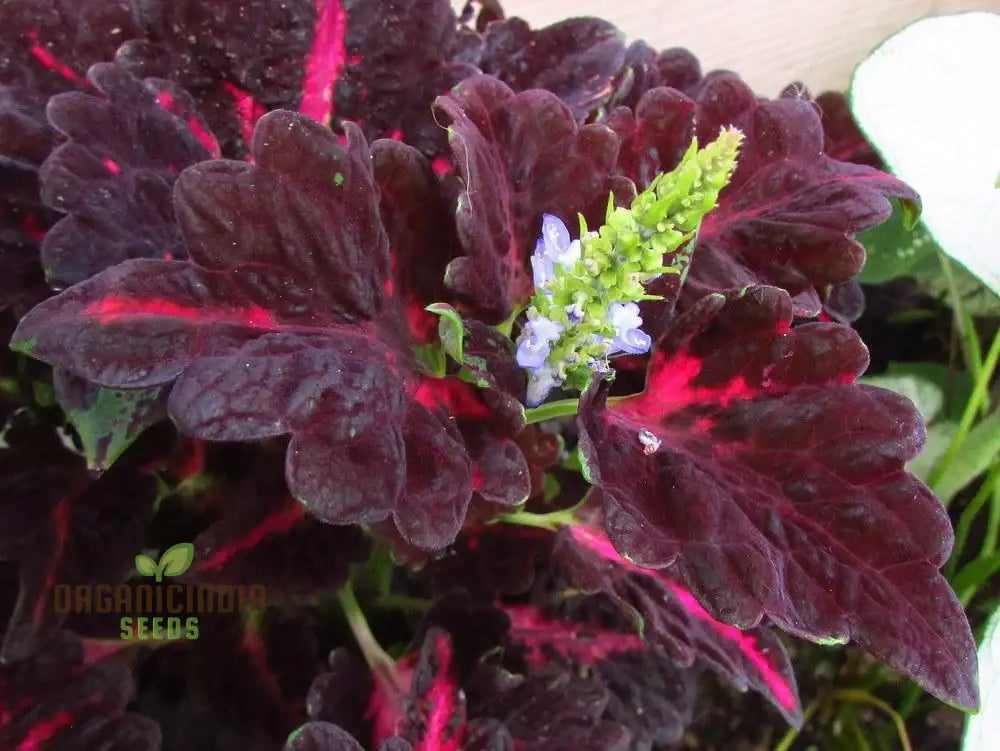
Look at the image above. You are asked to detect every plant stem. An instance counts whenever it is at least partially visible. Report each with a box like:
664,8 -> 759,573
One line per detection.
929,326 -> 1000,495
831,689 -> 913,751
493,507 -> 579,531
946,461 -> 1000,578
773,696 -> 822,751
524,398 -> 580,425
939,252 -> 983,388
338,580 -> 398,687
984,475 -> 1000,559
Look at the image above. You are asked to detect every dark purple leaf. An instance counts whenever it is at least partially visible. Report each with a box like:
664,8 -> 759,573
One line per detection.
502,603 -> 645,669
371,138 -> 461,343
606,72 -> 919,317
368,628 -> 465,749
0,414 -> 155,662
815,90 -> 882,168
424,528 -> 550,599
466,664 -> 631,751
595,649 -> 697,748
285,722 -> 364,751
553,524 -> 801,725
306,649 -> 372,741
475,17 -> 626,122
604,42 -> 703,113
823,279 -> 866,324
188,450 -> 370,596
577,284 -> 978,709
0,164 -> 53,313
0,631 -> 161,750
13,110 -> 476,550
334,0 -> 478,158
190,609 -> 320,744
40,63 -> 217,288
432,75 -> 625,322
0,0 -> 137,168
116,0 -> 326,156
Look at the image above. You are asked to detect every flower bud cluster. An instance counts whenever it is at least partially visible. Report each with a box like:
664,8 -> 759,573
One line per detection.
516,127 -> 743,406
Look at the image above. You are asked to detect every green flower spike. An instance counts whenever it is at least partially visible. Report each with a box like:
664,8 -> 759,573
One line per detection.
516,126 -> 744,406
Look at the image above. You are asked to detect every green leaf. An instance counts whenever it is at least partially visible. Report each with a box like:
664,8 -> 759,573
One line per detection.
962,604 -> 1000,747
158,542 -> 195,578
851,12 -> 1000,299
953,552 -> 1000,605
933,410 -> 1000,504
57,376 -> 166,471
857,204 -> 939,285
908,422 -> 958,485
425,303 -> 465,363
134,553 -> 157,577
861,372 -> 944,423
885,362 -> 973,422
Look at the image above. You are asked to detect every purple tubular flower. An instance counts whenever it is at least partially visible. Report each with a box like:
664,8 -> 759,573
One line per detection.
606,302 -> 652,356
516,315 -> 564,370
532,214 -> 581,291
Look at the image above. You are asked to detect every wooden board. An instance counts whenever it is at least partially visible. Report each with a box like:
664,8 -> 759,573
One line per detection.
458,0 -> 999,96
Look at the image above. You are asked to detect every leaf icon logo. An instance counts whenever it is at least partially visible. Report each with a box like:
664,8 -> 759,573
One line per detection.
134,542 -> 195,583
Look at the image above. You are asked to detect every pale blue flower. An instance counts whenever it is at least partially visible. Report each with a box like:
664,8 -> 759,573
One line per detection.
606,302 -> 651,355
516,315 -> 564,370
532,214 -> 581,291
526,364 -> 561,407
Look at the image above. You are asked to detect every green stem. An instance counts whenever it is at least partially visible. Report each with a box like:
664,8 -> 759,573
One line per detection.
831,689 -> 912,751
983,474 -> 1000,559
939,252 -> 982,382
773,696 -> 822,751
946,461 -> 1000,578
524,398 -> 580,425
493,507 -> 580,531
338,580 -> 398,687
929,326 -> 1000,494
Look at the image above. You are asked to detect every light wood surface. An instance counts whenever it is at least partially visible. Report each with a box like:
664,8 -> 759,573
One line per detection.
460,0 -> 999,96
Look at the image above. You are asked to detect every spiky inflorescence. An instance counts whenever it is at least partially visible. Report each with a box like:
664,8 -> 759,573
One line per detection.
517,127 -> 744,405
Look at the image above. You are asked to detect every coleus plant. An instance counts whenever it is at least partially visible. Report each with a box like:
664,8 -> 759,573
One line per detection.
0,0 -> 979,749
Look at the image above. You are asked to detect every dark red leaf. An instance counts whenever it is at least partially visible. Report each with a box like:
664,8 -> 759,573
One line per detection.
0,165 -> 54,313
0,631 -> 160,750
604,42 -> 703,113
285,722 -> 365,751
116,0 -> 322,157
475,17 -> 626,122
466,664 -> 631,751
502,603 -> 644,669
606,72 -> 919,318
553,524 -> 801,725
40,64 -> 217,288
306,649 -> 373,741
595,649 -> 697,748
334,0 -> 478,158
13,110 -> 476,550
432,75 -> 625,322
189,450 -> 370,596
187,609 -> 320,744
0,414 -> 155,662
577,285 -> 978,709
815,91 -> 882,168
0,0 -> 136,167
